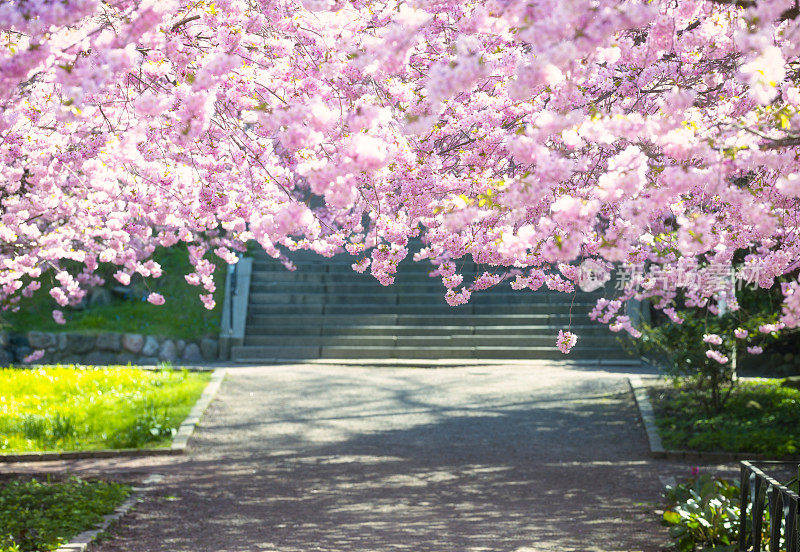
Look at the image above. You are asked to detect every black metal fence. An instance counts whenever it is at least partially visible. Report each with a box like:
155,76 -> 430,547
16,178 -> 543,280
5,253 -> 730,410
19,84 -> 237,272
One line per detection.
739,461 -> 800,551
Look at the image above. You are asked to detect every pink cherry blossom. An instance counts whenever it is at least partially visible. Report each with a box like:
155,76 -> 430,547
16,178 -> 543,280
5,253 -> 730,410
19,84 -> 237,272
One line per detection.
556,330 -> 578,354
760,323 -> 785,334
24,350 -> 44,363
146,293 -> 165,306
705,350 -> 729,364
0,0 -> 799,355
200,294 -> 215,310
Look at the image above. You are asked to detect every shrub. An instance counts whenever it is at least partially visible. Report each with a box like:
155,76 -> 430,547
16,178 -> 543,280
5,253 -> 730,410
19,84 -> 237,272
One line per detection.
651,380 -> 800,455
0,477 -> 130,552
662,473 -> 740,552
627,281 -> 793,413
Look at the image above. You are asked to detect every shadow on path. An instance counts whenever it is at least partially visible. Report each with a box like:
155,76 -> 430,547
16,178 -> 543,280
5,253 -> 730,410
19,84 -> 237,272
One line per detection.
57,365 -> 690,551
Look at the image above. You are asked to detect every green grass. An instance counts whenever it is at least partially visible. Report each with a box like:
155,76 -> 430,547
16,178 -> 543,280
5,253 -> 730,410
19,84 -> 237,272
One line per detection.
650,379 -> 800,456
1,476 -> 130,552
0,366 -> 211,452
1,246 -> 226,339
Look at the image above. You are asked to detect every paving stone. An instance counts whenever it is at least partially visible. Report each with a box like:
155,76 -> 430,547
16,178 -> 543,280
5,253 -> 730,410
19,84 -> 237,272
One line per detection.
158,340 -> 178,362
14,346 -> 31,362
122,334 -> 145,354
141,336 -> 159,357
28,331 -> 57,350
182,343 -> 203,363
116,352 -> 138,365
66,333 -> 96,354
137,356 -> 159,365
200,338 -> 218,360
96,332 -> 122,352
83,351 -> 117,365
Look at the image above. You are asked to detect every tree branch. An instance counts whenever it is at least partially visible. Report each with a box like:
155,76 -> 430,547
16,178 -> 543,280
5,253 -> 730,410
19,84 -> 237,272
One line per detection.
171,15 -> 200,31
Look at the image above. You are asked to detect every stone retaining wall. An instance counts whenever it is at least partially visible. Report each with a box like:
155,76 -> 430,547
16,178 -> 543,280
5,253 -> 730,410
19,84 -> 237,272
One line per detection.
0,330 -> 218,367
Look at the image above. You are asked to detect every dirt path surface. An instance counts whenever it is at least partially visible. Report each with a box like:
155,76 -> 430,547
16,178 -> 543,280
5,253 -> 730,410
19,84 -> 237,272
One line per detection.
5,363 -> 707,551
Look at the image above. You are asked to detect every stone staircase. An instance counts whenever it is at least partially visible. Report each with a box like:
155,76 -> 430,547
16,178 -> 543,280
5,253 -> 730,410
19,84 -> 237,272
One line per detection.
231,251 -> 635,363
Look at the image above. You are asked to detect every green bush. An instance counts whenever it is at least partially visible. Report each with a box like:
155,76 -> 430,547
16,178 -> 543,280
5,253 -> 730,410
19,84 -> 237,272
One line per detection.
0,477 -> 130,552
627,281 -> 792,413
662,468 -> 800,551
634,311 -> 739,412
662,473 -> 740,552
651,380 -> 800,455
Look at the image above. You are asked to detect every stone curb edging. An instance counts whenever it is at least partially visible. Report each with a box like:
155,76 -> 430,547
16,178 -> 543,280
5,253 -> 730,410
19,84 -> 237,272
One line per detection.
628,376 -> 664,455
55,473 -> 164,552
627,376 -> 800,463
171,368 -> 226,450
0,369 -> 226,463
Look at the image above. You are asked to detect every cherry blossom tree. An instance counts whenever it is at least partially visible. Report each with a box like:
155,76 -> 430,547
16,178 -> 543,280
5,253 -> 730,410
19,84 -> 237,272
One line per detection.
2,0 -> 800,355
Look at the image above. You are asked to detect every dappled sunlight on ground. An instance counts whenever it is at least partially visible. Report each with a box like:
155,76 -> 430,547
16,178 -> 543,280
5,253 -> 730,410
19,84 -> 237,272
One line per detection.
3,363 -> 738,552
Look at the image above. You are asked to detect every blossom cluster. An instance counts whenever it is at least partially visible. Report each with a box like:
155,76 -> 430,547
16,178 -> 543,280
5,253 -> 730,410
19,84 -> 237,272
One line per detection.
1,0 -> 800,356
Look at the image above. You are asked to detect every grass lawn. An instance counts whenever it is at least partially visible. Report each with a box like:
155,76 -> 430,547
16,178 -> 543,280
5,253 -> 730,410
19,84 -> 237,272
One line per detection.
1,476 -> 130,552
1,246 -> 226,339
649,379 -> 800,456
0,366 -> 211,453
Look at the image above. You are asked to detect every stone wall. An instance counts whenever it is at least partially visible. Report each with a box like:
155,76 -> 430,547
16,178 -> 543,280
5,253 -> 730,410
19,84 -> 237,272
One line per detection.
0,331 -> 218,367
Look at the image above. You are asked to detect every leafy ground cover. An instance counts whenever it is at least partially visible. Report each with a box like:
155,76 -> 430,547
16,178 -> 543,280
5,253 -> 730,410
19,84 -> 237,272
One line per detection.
1,246 -> 226,339
0,476 -> 130,552
649,379 -> 800,455
0,366 -> 211,452
661,468 -> 800,552
661,473 -> 740,552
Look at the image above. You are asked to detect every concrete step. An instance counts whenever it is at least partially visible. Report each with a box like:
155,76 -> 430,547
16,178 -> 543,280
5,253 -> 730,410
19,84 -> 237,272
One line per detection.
243,324 -> 617,337
245,313 -> 591,326
231,345 -> 632,362
246,302 -> 598,315
251,260 -> 460,274
248,281 -> 610,297
238,249 -> 627,362
248,271 -> 477,284
242,334 -> 625,348
249,282 -> 448,294
246,290 -> 601,306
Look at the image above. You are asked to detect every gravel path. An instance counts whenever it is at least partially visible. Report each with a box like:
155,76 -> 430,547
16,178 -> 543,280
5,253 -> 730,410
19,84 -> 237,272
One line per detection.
7,363 -> 703,551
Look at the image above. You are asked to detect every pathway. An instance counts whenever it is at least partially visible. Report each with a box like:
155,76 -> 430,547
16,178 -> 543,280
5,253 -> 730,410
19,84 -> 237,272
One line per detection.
8,362 -> 704,551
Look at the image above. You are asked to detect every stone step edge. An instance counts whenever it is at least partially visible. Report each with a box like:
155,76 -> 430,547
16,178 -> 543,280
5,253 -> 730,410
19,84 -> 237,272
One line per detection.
243,324 -> 609,330
55,473 -> 164,552
233,345 -> 629,351
230,358 -> 644,367
243,337 -> 621,343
